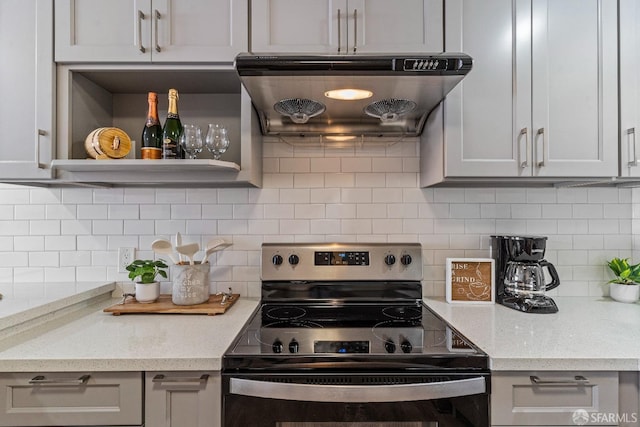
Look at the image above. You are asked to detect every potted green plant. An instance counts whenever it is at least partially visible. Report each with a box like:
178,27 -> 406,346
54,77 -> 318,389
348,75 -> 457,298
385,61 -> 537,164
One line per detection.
125,259 -> 168,303
606,257 -> 640,303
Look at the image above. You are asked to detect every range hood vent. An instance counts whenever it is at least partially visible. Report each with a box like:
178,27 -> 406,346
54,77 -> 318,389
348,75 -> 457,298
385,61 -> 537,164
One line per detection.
235,53 -> 472,137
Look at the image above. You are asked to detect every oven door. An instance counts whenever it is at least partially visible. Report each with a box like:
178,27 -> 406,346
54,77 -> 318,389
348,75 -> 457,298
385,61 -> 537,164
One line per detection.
222,372 -> 489,427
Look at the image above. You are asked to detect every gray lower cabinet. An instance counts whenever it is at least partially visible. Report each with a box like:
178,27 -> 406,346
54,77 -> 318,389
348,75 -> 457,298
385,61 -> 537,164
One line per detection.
145,371 -> 221,427
0,371 -> 143,426
491,371 -> 620,426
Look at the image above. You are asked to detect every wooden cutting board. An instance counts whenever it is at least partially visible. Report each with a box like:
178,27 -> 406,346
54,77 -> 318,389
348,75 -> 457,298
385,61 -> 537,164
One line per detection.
103,294 -> 239,316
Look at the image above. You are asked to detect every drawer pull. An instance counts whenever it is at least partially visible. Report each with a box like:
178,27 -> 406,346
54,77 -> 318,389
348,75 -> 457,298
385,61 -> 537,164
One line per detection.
152,374 -> 209,384
530,375 -> 589,386
29,374 -> 91,385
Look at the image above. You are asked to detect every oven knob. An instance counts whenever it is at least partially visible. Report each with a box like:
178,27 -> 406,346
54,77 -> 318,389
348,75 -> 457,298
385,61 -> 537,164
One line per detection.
384,339 -> 396,353
272,254 -> 283,266
288,339 -> 299,353
272,340 -> 284,353
401,254 -> 412,266
384,254 -> 396,266
401,340 -> 413,353
288,254 -> 300,265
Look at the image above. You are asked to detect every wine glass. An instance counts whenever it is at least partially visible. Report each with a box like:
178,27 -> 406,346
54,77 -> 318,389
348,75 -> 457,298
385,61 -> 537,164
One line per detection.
205,124 -> 230,160
180,124 -> 203,159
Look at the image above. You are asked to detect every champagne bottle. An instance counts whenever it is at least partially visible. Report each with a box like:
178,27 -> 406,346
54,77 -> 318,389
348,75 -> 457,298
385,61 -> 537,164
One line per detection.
141,92 -> 162,159
162,88 -> 184,159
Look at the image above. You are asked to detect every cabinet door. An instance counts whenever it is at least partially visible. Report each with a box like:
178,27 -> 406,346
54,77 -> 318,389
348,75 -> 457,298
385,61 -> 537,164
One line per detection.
0,0 -> 54,180
0,372 -> 143,426
55,0 -> 152,62
491,371 -> 618,426
152,0 -> 248,62
146,372 -> 221,427
530,0 -> 618,177
348,0 -> 442,54
620,0 -> 640,177
441,0 -> 531,177
251,0 -> 346,53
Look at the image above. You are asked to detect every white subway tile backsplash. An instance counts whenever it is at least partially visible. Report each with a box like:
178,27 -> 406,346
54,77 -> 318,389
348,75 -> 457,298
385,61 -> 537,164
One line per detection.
93,189 -> 124,204
46,204 -> 77,220
341,157 -> 371,173
324,172 -> 355,188
356,204 -> 387,219
280,158 -> 310,173
109,204 -> 140,219
355,173 -> 385,188
14,236 -> 44,252
29,188 -> 61,204
295,204 -> 326,219
294,173 -> 325,188
219,189 -> 249,204
61,220 -> 92,235
30,220 -> 61,235
14,268 -> 44,283
15,205 -> 45,220
29,252 -> 59,267
77,205 -> 109,220
1,137 -> 638,298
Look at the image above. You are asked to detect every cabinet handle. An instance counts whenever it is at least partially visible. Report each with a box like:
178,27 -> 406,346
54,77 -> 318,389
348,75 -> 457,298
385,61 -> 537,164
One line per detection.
137,10 -> 146,53
29,374 -> 91,386
519,128 -> 529,168
352,9 -> 358,53
36,129 -> 47,169
530,375 -> 589,386
337,9 -> 342,53
154,9 -> 161,53
628,127 -> 637,167
536,127 -> 545,167
152,374 -> 209,384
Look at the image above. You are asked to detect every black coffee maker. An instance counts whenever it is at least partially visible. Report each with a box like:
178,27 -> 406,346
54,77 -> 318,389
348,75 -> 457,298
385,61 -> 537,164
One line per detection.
491,235 -> 560,313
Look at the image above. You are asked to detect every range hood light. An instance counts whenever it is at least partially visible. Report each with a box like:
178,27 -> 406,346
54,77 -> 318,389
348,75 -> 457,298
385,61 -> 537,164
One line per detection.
324,89 -> 373,101
324,135 -> 357,142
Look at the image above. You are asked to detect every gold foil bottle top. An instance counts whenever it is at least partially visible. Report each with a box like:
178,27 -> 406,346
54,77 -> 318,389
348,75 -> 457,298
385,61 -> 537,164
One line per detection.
148,91 -> 158,102
168,88 -> 179,100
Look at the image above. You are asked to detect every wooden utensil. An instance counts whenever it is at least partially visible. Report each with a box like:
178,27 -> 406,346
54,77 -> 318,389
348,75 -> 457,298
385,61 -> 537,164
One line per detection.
176,242 -> 200,265
151,239 -> 179,264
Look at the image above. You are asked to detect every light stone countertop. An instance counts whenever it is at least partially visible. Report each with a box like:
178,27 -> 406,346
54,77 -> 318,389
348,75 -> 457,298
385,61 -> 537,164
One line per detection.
424,296 -> 640,371
0,282 -> 116,334
0,295 -> 260,372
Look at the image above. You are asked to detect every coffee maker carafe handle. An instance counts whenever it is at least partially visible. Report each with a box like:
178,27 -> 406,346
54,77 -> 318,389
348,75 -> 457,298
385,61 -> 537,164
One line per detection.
540,260 -> 560,291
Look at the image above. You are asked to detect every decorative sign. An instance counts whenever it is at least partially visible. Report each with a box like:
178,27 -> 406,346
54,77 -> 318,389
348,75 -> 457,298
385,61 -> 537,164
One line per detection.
446,258 -> 495,304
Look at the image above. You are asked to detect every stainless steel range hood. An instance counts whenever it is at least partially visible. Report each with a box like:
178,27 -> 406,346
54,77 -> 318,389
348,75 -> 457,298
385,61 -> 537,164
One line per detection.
235,53 -> 472,138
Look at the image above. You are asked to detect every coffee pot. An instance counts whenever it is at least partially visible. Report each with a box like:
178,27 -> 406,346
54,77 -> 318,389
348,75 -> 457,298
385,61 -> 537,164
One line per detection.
491,235 -> 560,313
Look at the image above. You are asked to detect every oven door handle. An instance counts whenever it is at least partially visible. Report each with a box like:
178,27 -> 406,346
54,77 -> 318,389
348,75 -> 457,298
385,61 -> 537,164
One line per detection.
230,377 -> 486,403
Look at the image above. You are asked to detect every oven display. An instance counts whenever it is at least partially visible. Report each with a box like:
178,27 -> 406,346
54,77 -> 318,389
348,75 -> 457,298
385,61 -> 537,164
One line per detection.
314,341 -> 370,353
315,251 -> 370,266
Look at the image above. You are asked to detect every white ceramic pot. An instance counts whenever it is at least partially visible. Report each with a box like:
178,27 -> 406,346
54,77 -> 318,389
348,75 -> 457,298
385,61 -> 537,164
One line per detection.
609,282 -> 640,303
135,281 -> 160,303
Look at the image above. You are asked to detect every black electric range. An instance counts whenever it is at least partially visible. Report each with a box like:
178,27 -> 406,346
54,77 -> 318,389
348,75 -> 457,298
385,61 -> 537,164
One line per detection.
222,243 -> 489,427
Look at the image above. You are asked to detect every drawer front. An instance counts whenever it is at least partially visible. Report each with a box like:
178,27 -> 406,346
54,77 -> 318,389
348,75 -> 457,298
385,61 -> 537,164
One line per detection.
491,371 -> 619,426
0,371 -> 143,426
145,371 -> 221,427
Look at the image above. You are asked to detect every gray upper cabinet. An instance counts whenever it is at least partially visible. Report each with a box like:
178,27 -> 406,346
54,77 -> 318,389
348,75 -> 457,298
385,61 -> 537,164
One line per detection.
421,0 -> 618,186
250,0 -> 442,54
0,0 -> 54,180
55,0 -> 248,63
620,0 -> 640,177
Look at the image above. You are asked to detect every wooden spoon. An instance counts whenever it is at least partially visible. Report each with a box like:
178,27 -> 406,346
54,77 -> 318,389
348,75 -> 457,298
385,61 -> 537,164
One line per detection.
176,242 -> 200,265
151,239 -> 179,264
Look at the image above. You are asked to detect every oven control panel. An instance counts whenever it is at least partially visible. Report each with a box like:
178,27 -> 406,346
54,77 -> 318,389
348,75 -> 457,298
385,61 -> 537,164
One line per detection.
261,243 -> 422,281
314,251 -> 370,266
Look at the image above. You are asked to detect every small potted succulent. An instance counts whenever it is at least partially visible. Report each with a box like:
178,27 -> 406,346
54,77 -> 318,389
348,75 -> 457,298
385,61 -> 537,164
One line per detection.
125,259 -> 168,303
606,257 -> 640,303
